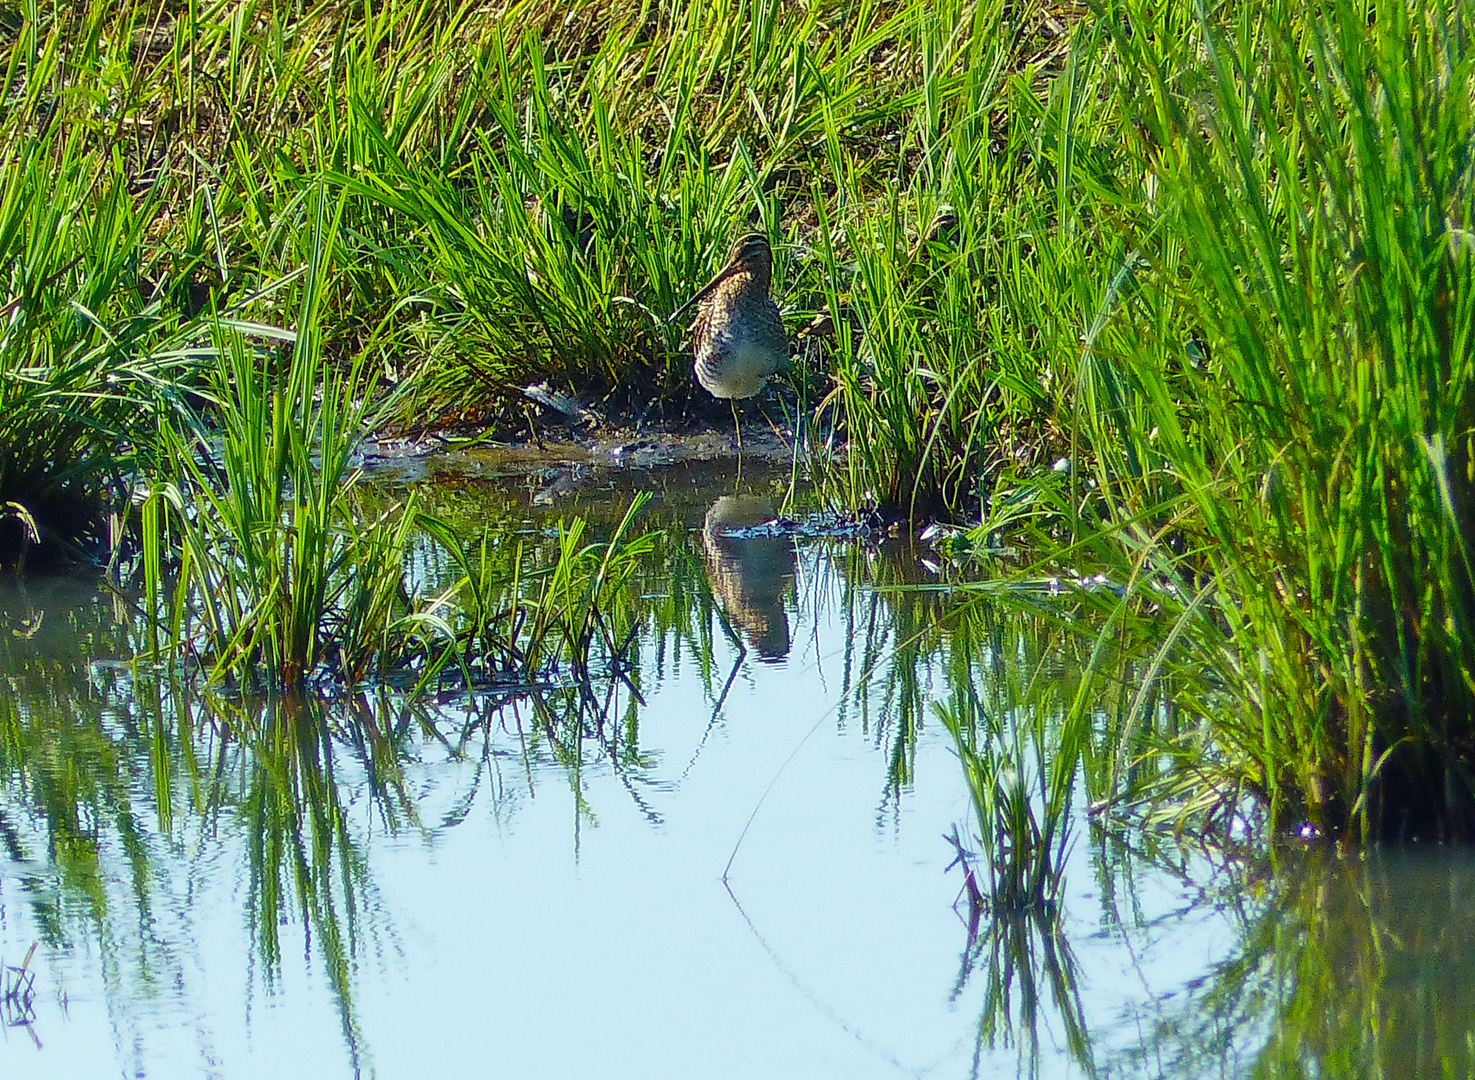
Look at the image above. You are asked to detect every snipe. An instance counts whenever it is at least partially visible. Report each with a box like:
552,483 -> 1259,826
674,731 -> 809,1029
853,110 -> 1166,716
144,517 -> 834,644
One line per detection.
675,233 -> 788,400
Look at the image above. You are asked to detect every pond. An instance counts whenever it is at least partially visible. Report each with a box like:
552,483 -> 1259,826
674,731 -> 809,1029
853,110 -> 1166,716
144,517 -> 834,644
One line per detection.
2,452 -> 1474,1078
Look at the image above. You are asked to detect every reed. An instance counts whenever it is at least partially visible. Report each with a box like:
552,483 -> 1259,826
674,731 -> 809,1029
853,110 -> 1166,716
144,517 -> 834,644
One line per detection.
138,186 -> 439,689
1059,0 -> 1475,840
0,131 -> 194,561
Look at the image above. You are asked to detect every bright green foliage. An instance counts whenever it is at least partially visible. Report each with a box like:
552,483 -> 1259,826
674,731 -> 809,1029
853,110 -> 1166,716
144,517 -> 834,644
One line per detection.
135,189 -> 447,690
1069,0 -> 1475,839
0,136 -> 192,560
7,0 -> 1475,843
142,318 -> 434,688
419,490 -> 658,684
2,0 -> 1079,513
140,316 -> 663,692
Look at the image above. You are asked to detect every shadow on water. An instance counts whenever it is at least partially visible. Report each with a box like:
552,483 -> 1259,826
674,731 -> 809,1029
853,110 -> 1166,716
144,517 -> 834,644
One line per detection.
3,462 -> 1475,1076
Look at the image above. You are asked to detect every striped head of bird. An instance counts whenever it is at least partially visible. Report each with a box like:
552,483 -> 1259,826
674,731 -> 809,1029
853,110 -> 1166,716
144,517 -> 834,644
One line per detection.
675,233 -> 787,400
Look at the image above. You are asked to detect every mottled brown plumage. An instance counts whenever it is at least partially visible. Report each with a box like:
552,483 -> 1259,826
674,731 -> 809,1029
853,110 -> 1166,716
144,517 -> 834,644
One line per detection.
681,234 -> 788,399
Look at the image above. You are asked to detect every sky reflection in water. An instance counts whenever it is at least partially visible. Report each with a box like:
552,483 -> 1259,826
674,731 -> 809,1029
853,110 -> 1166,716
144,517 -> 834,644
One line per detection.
2,465 -> 1474,1078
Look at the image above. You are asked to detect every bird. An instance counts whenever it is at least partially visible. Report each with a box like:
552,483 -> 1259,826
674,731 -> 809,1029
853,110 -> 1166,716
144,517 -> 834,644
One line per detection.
674,232 -> 789,403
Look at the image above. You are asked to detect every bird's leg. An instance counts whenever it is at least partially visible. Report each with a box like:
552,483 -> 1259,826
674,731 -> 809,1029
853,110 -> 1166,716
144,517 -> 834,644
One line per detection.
731,398 -> 743,476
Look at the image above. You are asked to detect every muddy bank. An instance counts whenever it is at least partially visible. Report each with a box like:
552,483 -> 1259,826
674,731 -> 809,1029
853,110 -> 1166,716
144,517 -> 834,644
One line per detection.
363,406 -> 810,503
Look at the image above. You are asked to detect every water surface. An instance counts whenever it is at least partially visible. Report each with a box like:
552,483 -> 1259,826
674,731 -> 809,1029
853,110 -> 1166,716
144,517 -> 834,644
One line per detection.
2,459 -> 1473,1078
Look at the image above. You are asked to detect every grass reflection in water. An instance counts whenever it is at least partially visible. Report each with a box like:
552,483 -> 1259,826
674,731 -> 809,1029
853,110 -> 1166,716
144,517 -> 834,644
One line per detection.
3,506 -> 1475,1077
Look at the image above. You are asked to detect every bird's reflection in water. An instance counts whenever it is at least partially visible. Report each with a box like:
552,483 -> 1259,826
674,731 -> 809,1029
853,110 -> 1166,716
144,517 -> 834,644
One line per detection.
701,495 -> 797,662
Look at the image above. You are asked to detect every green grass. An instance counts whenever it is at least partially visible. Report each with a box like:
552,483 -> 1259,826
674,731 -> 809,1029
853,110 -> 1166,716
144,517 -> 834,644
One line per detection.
140,312 -> 664,693
137,186 -> 438,689
0,129 -> 196,562
2,0 -> 1077,525
5,0 -> 1475,841
1053,0 -> 1475,840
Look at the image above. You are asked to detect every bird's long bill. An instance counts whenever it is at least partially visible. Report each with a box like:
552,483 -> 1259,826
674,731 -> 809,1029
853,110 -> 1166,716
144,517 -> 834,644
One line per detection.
668,257 -> 738,323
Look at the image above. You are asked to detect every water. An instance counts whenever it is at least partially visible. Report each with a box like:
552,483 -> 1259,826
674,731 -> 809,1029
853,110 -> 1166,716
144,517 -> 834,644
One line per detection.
3,459 -> 1475,1078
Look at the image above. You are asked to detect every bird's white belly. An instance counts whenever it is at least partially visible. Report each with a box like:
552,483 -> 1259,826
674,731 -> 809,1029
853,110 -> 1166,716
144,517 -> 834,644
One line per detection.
699,338 -> 774,398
